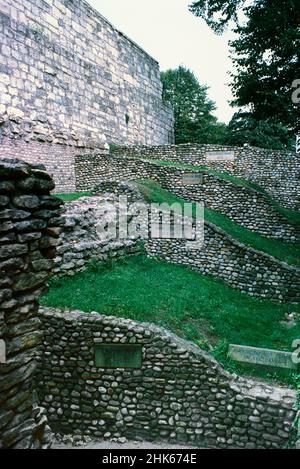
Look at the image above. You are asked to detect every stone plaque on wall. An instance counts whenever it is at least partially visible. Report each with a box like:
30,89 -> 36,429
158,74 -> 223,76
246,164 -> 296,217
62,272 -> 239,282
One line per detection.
182,173 -> 203,185
206,151 -> 235,161
228,344 -> 298,372
94,344 -> 142,368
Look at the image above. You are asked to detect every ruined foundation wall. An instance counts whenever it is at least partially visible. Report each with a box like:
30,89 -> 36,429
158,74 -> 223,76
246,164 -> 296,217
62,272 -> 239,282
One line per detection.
39,307 -> 297,449
0,158 -> 63,448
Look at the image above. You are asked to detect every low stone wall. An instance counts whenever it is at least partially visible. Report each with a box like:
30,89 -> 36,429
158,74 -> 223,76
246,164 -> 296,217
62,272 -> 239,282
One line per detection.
53,196 -> 140,277
0,158 -> 63,448
145,221 -> 300,304
112,144 -> 300,211
38,307 -> 297,449
76,153 -> 299,243
58,186 -> 300,303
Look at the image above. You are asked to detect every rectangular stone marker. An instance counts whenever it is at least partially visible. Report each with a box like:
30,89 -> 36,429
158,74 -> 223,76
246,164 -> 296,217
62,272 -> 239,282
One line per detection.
228,344 -> 298,372
94,344 -> 142,368
182,173 -> 203,185
206,151 -> 235,161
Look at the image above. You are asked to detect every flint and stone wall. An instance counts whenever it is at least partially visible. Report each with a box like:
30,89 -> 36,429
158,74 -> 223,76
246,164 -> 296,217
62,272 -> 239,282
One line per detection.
0,158 -> 63,448
61,186 -> 300,303
39,307 -> 297,449
112,144 -> 300,211
76,153 -> 300,243
0,0 -> 174,191
145,222 -> 300,304
53,196 -> 140,277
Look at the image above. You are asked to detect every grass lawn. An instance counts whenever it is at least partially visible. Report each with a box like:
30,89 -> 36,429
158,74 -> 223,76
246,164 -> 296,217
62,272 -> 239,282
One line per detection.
134,180 -> 300,267
42,255 -> 300,385
54,191 -> 93,202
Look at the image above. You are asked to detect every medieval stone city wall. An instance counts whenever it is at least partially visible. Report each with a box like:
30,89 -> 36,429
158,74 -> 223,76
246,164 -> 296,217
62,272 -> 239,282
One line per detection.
0,158 -> 63,448
0,0 -> 174,191
38,307 -> 297,449
75,153 -> 300,243
112,144 -> 300,211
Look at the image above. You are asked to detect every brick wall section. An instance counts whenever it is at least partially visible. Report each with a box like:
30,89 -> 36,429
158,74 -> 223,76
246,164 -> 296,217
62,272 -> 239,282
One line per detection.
113,144 -> 300,210
0,137 -> 81,193
0,0 -> 174,149
39,307 -> 297,449
0,158 -> 64,448
76,153 -> 300,243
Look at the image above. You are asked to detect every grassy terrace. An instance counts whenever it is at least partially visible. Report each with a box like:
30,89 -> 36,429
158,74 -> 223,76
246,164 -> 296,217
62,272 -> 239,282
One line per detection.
42,255 -> 300,385
55,191 -> 93,201
54,182 -> 300,266
137,157 -> 300,227
134,180 -> 300,267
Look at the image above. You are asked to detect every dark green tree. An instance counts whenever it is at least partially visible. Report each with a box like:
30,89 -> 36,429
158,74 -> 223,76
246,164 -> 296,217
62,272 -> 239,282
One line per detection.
189,0 -> 244,34
226,112 -> 295,150
161,66 -> 227,144
190,0 -> 300,146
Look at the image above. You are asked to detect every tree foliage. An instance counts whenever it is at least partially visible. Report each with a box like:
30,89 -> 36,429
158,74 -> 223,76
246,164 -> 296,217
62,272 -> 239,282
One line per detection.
226,112 -> 295,150
190,0 -> 300,146
189,0 -> 245,34
161,66 -> 227,144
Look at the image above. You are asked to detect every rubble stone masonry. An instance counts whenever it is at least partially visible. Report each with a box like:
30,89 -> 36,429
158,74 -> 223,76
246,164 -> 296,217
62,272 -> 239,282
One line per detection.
0,158 -> 64,448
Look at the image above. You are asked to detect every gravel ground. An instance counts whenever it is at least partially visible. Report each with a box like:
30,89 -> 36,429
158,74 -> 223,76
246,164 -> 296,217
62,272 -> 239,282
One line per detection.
52,437 -> 200,450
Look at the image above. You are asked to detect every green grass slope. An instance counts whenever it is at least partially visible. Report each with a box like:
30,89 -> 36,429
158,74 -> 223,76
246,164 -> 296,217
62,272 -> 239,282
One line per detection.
134,180 -> 300,267
42,255 -> 300,384
137,157 -> 300,227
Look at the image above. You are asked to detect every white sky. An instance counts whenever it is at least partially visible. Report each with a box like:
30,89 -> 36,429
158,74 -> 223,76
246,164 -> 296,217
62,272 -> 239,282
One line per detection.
88,0 -> 236,124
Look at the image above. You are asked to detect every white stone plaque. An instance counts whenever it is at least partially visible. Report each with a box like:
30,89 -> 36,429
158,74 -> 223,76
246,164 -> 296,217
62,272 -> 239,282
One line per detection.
206,151 -> 235,161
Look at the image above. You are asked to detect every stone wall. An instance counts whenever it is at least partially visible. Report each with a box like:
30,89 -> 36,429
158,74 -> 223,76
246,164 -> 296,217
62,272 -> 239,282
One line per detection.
38,307 -> 297,449
61,186 -> 300,303
76,153 -> 300,243
0,158 -> 63,448
53,196 -> 141,277
0,0 -> 174,191
112,144 -> 300,211
0,138 -> 85,194
144,221 -> 300,304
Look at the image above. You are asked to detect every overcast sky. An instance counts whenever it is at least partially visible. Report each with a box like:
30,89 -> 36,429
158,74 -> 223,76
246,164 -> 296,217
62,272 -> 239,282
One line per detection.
88,0 -> 236,124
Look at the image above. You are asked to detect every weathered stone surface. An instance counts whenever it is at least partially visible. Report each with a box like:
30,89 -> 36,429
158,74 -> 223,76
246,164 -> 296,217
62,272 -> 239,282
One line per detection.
0,195 -> 9,207
206,150 -> 235,161
53,196 -> 139,277
13,219 -> 47,232
0,257 -> 25,271
7,331 -> 42,355
112,144 -> 300,211
228,344 -> 299,372
0,209 -> 30,220
0,159 -> 30,178
14,272 -> 49,291
83,152 -> 300,243
0,411 -> 14,431
0,243 -> 28,259
13,195 -> 40,210
0,158 -> 61,448
0,0 -> 174,193
39,307 -> 297,449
